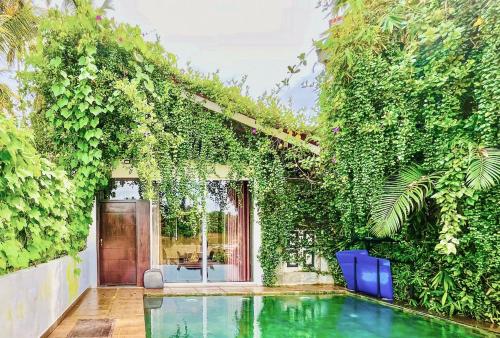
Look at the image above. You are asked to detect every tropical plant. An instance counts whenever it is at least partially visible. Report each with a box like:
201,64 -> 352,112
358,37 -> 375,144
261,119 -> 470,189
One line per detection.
370,166 -> 435,237
0,0 -> 38,117
318,0 -> 499,322
0,113 -> 89,273
0,81 -> 16,116
0,0 -> 37,65
370,147 -> 500,248
49,0 -> 114,13
466,148 -> 500,190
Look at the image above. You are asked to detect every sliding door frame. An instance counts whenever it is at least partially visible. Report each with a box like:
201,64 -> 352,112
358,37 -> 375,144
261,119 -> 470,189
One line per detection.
158,179 -> 252,284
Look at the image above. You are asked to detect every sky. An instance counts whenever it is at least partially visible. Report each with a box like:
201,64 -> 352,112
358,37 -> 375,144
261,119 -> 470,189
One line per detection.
6,0 -> 329,119
110,0 -> 328,118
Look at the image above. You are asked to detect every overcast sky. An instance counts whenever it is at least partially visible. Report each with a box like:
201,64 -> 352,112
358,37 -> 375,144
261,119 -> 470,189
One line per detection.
6,0 -> 328,119
111,0 -> 328,118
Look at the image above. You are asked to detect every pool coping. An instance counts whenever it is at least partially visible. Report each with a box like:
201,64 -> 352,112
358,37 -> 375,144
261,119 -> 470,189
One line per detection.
144,285 -> 499,337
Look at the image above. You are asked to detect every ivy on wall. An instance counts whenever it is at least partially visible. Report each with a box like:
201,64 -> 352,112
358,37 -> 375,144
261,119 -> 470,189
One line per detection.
4,0 -> 498,326
0,114 -> 89,274
317,0 -> 499,322
19,2 -> 313,285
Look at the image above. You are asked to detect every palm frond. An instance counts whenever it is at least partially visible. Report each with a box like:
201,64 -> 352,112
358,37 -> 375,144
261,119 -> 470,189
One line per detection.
466,147 -> 500,190
0,82 -> 16,117
62,0 -> 78,12
0,0 -> 38,64
370,165 -> 434,237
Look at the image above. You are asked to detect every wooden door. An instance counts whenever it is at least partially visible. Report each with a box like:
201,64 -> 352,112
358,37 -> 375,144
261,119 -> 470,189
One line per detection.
99,202 -> 137,285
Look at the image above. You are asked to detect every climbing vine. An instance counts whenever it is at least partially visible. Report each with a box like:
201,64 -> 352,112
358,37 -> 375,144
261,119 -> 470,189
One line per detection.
0,114 -> 88,273
4,0 -> 498,325
317,0 -> 499,322
20,2 -> 315,286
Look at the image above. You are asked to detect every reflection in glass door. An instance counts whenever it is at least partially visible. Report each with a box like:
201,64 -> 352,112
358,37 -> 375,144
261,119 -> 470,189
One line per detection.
158,181 -> 251,283
160,198 -> 203,282
206,181 -> 251,282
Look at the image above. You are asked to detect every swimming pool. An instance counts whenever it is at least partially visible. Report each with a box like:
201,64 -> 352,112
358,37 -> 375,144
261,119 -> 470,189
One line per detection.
144,294 -> 489,338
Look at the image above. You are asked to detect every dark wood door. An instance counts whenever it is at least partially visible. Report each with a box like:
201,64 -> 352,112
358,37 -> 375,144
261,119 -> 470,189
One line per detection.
99,202 -> 137,285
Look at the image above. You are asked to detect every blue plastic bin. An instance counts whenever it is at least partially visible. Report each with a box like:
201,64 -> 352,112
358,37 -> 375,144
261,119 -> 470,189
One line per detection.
335,250 -> 368,291
336,250 -> 393,302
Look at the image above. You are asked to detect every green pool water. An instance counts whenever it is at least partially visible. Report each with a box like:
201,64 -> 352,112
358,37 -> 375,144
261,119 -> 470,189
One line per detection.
144,294 -> 489,338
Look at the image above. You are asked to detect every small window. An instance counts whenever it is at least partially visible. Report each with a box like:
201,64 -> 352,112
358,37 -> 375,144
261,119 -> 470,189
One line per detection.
286,229 -> 315,268
99,179 -> 142,200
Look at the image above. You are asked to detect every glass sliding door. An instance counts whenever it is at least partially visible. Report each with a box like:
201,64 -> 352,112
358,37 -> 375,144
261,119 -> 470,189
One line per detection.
206,181 -> 251,282
158,180 -> 251,283
160,197 -> 203,282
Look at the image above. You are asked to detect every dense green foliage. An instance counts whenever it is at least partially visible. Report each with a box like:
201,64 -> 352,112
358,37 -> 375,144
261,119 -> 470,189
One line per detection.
0,114 -> 89,273
20,2 -> 313,285
2,0 -> 498,325
317,0 -> 499,322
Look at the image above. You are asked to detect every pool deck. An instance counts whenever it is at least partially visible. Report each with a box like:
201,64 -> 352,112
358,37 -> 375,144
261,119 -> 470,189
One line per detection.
47,284 -> 343,337
47,284 -> 498,337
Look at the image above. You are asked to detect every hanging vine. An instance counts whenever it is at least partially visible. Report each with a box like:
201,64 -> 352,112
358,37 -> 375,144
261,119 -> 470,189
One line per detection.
19,2 -> 317,286
317,0 -> 499,322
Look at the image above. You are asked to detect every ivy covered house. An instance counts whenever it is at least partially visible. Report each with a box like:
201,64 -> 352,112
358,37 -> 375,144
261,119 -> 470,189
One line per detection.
1,1 -> 498,336
17,5 -> 332,289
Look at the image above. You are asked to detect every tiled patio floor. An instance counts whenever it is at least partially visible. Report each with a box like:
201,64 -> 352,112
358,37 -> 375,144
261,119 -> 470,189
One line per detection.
47,288 -> 146,338
47,284 -> 343,337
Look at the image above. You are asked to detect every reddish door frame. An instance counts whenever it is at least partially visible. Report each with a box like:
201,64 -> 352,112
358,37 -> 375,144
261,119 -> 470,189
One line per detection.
97,200 -> 150,287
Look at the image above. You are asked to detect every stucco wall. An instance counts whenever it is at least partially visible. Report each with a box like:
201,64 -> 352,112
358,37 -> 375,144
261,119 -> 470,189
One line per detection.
0,252 -> 91,337
0,204 -> 98,338
252,202 -> 264,285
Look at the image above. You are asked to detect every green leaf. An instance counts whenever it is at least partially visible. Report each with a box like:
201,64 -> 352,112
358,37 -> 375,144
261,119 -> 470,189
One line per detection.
145,81 -> 155,93
57,97 -> 69,108
12,217 -> 27,230
49,57 -> 62,67
90,117 -> 99,128
370,166 -> 436,237
84,130 -> 94,141
78,55 -> 87,65
86,45 -> 97,56
51,84 -> 64,97
94,128 -> 103,139
466,148 -> 500,190
0,205 -> 13,221
81,85 -> 92,96
89,139 -> 99,148
79,116 -> 89,129
78,102 -> 89,112
60,108 -> 72,119
90,106 -> 102,116
133,51 -> 144,63
1,240 -> 20,262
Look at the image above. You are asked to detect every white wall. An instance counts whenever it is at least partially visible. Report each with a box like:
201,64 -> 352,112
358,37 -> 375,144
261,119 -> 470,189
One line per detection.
252,201 -> 264,285
0,253 -> 91,338
87,202 -> 98,287
276,256 -> 334,285
0,204 -> 98,338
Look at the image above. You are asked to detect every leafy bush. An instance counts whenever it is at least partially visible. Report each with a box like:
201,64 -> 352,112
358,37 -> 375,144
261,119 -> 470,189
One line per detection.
0,114 -> 89,274
317,0 -> 499,322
